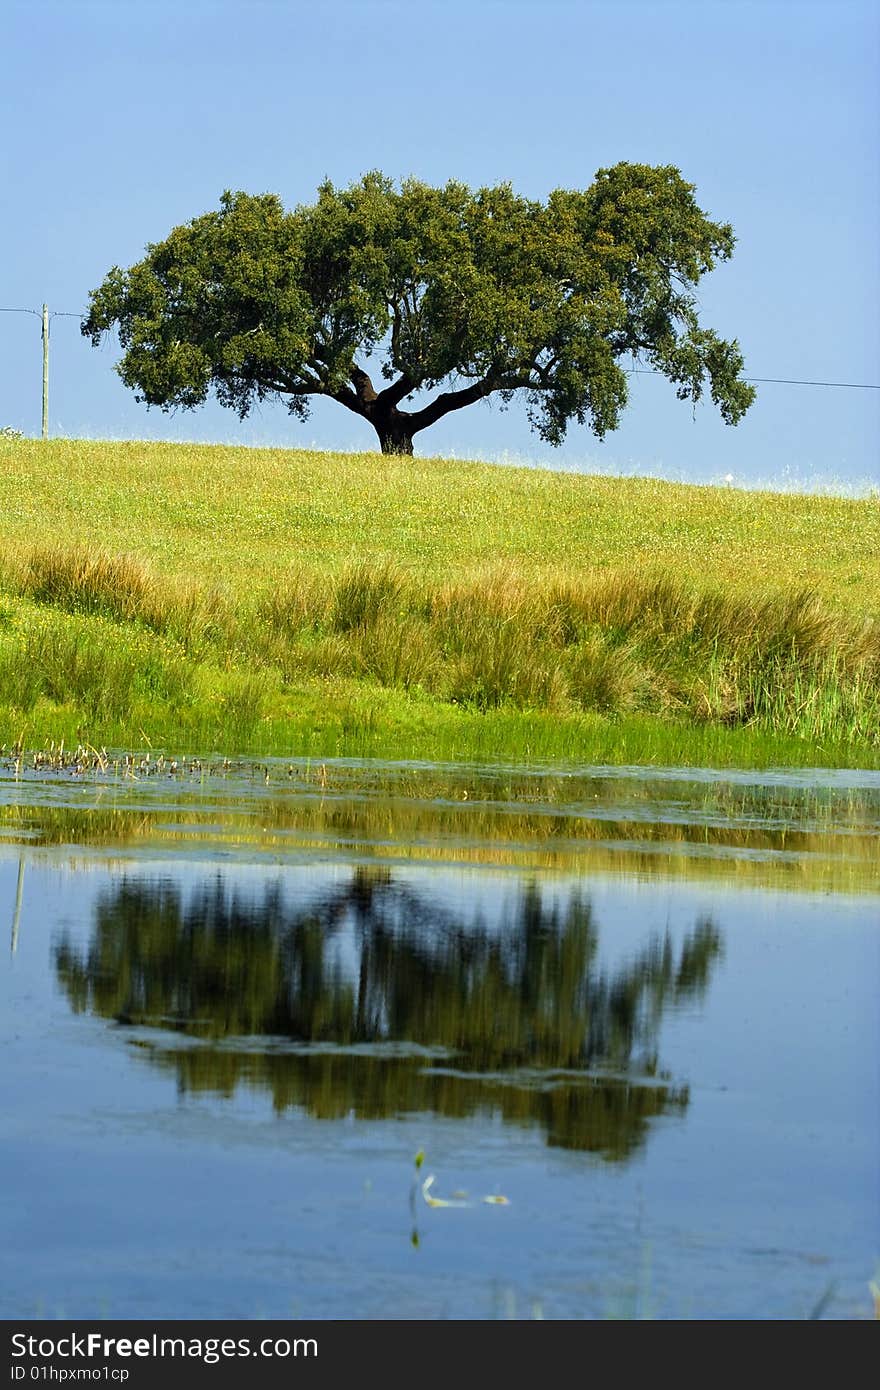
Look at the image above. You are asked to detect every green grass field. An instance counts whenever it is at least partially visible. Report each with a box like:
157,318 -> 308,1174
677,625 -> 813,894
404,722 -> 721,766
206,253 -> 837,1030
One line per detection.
0,437 -> 877,767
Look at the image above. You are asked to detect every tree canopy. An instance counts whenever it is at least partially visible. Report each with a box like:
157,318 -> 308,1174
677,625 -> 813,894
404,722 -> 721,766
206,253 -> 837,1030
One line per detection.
82,165 -> 756,455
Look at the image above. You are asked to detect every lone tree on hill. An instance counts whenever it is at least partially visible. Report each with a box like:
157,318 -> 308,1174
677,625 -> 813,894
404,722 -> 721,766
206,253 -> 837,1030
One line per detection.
82,165 -> 756,456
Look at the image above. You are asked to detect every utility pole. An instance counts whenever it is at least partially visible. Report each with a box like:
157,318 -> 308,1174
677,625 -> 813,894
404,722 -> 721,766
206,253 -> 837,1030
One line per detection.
41,304 -> 49,439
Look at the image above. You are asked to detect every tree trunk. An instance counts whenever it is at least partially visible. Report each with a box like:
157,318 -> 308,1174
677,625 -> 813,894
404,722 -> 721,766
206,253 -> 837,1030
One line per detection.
374,413 -> 414,456
336,368 -> 418,454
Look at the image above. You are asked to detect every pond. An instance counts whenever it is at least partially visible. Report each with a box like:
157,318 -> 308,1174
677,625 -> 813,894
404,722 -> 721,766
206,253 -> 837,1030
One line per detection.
1,757 -> 877,1320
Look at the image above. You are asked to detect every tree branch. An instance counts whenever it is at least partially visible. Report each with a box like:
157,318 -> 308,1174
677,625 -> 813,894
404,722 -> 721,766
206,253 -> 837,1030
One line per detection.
277,366 -> 323,393
350,365 -> 378,405
388,298 -> 403,365
330,384 -> 366,416
406,377 -> 497,435
376,373 -> 417,410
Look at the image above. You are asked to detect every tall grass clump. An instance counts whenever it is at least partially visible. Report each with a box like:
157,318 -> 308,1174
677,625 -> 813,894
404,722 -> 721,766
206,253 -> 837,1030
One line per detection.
0,538 -> 876,755
160,576 -> 234,652
15,545 -> 157,623
671,591 -> 879,737
527,570 -> 879,739
425,567 -> 565,710
200,668 -> 277,743
257,571 -> 328,639
444,619 -> 569,710
0,609 -> 192,720
331,560 -> 406,633
567,635 -> 650,713
348,612 -> 443,691
4,543 -> 235,655
0,629 -> 43,711
746,655 -> 880,744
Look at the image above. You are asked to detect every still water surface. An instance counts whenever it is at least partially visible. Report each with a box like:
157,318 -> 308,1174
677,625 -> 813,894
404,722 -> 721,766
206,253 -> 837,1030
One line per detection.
1,758 -> 877,1319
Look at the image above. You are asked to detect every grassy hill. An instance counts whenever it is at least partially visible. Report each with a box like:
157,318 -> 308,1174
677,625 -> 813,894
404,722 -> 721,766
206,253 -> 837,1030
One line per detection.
0,438 -> 877,767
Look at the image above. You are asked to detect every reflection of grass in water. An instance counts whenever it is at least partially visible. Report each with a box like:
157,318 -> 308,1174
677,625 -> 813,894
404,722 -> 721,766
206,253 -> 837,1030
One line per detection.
3,764 -> 878,893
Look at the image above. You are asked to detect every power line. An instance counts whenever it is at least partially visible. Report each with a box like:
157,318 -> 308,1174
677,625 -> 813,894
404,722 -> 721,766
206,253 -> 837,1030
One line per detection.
747,375 -> 878,390
0,306 -> 84,319
627,368 -> 879,391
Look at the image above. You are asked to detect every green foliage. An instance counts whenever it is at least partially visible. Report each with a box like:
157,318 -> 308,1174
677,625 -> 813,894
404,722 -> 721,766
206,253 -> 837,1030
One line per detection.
213,668 -> 276,738
82,166 -> 755,453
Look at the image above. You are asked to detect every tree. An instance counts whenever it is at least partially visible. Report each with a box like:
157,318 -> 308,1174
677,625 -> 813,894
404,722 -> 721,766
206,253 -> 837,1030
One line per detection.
82,165 -> 756,456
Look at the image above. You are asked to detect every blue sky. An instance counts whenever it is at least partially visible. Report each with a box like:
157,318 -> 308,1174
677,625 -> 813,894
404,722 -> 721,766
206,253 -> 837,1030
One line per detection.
2,0 -> 878,489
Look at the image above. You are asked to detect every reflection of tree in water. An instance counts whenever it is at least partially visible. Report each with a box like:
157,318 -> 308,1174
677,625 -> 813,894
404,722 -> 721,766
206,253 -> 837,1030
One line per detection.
54,869 -> 722,1159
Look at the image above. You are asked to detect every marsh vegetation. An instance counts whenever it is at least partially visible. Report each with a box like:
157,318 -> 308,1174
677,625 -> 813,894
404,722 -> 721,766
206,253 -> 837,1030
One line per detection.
0,438 -> 876,765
